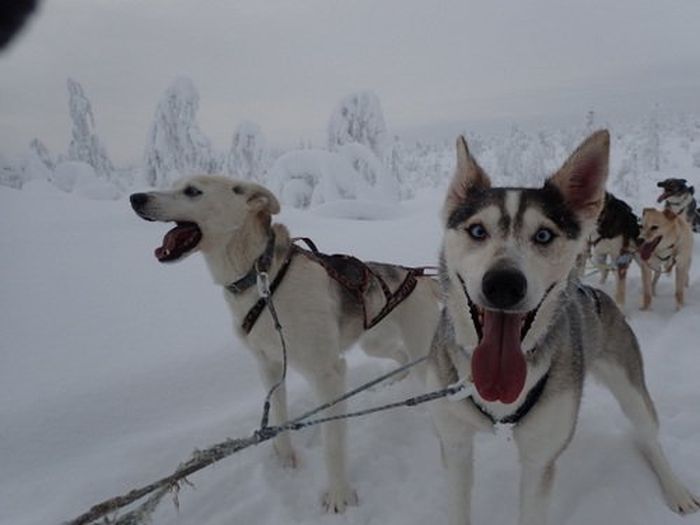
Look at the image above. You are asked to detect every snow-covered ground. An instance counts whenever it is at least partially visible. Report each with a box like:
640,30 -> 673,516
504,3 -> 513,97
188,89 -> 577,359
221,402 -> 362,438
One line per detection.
1,178 -> 700,525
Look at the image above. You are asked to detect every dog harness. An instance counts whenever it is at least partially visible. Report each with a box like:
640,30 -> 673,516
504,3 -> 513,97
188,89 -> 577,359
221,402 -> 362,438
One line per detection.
226,235 -> 435,335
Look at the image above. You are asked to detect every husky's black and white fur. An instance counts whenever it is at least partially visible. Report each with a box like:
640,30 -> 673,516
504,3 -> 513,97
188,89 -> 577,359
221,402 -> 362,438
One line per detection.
657,177 -> 700,233
427,131 -> 699,525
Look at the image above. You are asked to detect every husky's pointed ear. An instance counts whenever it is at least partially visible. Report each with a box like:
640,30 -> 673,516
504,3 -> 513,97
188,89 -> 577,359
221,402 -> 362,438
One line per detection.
547,129 -> 609,221
245,184 -> 281,215
443,135 -> 491,222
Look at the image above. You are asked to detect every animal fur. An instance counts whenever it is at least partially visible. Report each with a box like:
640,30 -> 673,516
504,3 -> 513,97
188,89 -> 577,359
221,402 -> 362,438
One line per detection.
589,192 -> 640,307
130,176 -> 440,513
638,207 -> 693,311
427,130 -> 699,525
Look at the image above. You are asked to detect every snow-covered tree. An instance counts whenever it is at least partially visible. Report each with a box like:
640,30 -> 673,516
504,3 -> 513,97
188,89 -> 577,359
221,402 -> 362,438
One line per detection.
66,78 -> 114,179
387,136 -> 414,199
639,104 -> 663,172
225,121 -> 267,182
29,138 -> 54,170
336,142 -> 399,202
328,91 -> 389,158
144,76 -> 217,188
495,125 -> 547,186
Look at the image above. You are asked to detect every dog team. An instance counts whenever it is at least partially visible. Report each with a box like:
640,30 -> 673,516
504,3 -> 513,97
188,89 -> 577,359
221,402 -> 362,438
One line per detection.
130,129 -> 698,525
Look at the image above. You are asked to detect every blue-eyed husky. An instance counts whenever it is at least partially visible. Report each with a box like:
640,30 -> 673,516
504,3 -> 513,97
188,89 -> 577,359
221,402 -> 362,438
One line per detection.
427,130 -> 699,525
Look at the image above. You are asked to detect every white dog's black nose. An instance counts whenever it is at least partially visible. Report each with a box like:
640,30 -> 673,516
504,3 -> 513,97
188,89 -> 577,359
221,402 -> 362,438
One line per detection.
130,193 -> 149,210
482,268 -> 527,309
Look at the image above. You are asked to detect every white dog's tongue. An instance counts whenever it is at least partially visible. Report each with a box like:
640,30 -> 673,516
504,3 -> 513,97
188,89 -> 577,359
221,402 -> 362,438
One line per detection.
471,310 -> 527,404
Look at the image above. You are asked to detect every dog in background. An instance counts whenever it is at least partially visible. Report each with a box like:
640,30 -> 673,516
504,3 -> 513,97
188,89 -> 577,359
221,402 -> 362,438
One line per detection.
638,207 -> 693,310
589,192 -> 640,307
657,178 -> 700,233
427,130 -> 699,525
130,176 -> 440,513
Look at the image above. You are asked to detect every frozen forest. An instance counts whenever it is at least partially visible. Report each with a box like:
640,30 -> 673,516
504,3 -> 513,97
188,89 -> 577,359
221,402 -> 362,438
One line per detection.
2,76 -> 700,210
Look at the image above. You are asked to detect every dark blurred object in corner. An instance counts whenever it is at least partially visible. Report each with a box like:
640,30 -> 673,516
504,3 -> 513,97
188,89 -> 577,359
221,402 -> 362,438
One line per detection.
1,0 -> 40,51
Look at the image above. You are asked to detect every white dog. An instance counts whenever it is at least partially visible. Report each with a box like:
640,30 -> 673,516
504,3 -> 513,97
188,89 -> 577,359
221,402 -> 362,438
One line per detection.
130,175 -> 440,512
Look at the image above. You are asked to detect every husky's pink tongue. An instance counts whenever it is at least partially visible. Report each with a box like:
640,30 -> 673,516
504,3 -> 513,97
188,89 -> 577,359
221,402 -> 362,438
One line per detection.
471,310 -> 527,404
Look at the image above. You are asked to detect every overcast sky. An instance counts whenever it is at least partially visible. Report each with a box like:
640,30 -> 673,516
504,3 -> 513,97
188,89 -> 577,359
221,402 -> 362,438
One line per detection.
1,0 -> 699,164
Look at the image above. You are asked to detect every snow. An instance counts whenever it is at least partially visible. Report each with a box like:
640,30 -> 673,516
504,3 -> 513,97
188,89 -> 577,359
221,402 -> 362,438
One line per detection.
1,171 -> 699,525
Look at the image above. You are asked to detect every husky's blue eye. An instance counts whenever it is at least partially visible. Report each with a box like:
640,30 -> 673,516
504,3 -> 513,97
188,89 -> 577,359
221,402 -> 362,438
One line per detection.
533,227 -> 555,245
467,223 -> 488,241
183,186 -> 202,198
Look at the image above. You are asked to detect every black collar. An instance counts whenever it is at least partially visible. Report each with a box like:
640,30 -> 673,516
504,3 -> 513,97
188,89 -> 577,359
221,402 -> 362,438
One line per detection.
225,231 -> 276,295
469,371 -> 550,425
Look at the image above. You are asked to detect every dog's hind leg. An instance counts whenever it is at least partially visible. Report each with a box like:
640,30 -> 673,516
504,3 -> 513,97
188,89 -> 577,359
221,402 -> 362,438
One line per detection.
309,356 -> 358,513
257,357 -> 298,468
591,344 -> 700,514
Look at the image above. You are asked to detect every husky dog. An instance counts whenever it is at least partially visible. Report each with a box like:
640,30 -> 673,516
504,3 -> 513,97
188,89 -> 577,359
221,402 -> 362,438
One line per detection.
638,207 -> 693,311
427,131 -> 699,525
657,178 -> 700,233
589,192 -> 640,307
130,176 -> 440,513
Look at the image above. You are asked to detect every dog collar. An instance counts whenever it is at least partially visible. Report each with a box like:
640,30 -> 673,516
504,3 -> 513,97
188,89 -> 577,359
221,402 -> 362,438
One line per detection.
468,371 -> 550,425
225,232 -> 276,295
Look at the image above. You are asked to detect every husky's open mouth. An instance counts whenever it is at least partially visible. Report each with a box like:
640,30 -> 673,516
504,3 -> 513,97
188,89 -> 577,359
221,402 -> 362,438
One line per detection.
639,236 -> 662,261
459,275 -> 548,405
155,222 -> 202,263
657,190 -> 673,203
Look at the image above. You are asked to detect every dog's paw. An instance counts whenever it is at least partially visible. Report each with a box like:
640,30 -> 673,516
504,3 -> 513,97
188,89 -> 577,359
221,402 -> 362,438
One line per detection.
666,486 -> 700,514
273,442 -> 299,469
322,485 -> 359,513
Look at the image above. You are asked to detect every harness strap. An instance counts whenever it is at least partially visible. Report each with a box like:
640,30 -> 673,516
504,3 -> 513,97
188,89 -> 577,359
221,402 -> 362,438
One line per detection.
240,245 -> 299,334
233,237 -> 431,335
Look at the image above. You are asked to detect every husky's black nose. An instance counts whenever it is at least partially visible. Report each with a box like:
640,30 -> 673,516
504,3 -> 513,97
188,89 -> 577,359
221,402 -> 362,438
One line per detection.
482,268 -> 527,309
130,193 -> 149,210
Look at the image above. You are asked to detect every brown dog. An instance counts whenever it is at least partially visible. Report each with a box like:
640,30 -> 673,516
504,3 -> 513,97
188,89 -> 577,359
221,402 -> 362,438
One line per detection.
638,208 -> 693,310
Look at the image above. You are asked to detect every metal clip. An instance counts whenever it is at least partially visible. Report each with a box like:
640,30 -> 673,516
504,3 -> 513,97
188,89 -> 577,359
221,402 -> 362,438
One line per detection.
256,271 -> 271,298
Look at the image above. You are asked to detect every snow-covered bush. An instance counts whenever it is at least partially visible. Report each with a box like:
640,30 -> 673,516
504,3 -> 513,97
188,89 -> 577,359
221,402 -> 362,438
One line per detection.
270,149 -> 370,208
328,91 -> 389,159
144,76 -> 218,188
52,160 -> 120,199
0,153 -> 25,189
225,121 -> 268,182
66,78 -> 114,180
336,142 -> 399,202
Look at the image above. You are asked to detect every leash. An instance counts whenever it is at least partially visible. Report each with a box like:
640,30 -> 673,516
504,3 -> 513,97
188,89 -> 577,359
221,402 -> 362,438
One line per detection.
252,251 -> 457,439
255,268 -> 289,430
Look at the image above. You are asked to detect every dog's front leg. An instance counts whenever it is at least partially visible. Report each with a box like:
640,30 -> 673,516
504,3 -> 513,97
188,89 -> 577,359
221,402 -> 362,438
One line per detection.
674,264 -> 688,309
514,393 -> 578,525
256,356 -> 298,468
311,356 -> 358,513
442,438 -> 475,525
429,395 -> 480,525
640,262 -> 653,310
